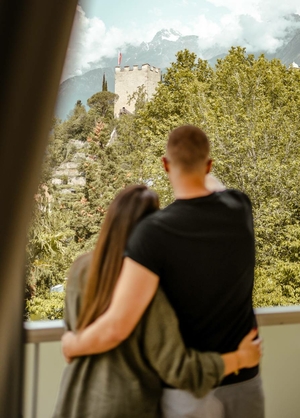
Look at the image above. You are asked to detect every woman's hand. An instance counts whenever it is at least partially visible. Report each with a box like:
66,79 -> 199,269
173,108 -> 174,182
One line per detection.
61,331 -> 77,363
221,328 -> 262,376
236,328 -> 262,369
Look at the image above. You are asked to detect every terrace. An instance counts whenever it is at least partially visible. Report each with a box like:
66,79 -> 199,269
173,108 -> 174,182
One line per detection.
23,306 -> 300,418
2,3 -> 300,418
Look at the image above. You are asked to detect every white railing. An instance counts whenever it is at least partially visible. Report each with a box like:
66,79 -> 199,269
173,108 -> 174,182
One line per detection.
255,305 -> 300,326
24,320 -> 64,418
23,307 -> 300,418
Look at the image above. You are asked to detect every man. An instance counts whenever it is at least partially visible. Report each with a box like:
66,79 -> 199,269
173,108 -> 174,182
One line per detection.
62,125 -> 264,417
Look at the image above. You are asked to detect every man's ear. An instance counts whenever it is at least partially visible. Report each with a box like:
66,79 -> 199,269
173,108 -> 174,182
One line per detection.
162,156 -> 169,173
206,159 -> 212,174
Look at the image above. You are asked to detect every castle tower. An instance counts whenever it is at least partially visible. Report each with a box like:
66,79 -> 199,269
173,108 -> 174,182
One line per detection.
114,64 -> 161,117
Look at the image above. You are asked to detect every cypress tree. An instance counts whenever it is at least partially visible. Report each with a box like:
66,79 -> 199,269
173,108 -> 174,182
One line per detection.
102,73 -> 108,91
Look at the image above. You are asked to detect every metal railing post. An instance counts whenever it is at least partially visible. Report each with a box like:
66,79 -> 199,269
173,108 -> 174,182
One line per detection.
31,343 -> 40,418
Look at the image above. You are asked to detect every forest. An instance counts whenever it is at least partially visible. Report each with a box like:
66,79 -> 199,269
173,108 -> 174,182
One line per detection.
26,47 -> 300,320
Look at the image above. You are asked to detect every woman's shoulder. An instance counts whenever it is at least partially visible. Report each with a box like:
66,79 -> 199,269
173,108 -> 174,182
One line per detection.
66,251 -> 93,289
72,251 -> 93,268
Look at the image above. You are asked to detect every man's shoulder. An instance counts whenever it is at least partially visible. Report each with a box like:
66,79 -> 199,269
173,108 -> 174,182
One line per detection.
224,188 -> 251,199
130,211 -> 164,235
220,189 -> 252,209
134,205 -> 177,230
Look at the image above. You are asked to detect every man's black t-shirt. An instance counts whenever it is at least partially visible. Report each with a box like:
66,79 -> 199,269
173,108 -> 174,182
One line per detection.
125,189 -> 258,385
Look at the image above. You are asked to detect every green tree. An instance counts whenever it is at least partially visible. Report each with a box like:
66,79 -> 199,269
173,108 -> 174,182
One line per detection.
26,48 -> 300,315
87,91 -> 118,118
62,100 -> 93,142
102,73 -> 108,91
27,292 -> 65,320
26,92 -> 125,318
128,48 -> 300,306
25,184 -> 79,308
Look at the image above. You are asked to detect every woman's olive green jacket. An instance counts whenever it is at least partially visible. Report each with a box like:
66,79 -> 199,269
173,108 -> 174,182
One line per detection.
52,252 -> 224,418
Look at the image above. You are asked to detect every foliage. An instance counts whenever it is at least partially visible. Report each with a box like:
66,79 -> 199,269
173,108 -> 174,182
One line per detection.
27,292 -> 65,320
87,91 -> 118,118
127,48 -> 300,306
62,100 -> 95,143
128,85 -> 148,113
25,184 -> 79,306
26,48 -> 300,319
26,92 -> 131,319
102,73 -> 108,92
69,127 -> 133,250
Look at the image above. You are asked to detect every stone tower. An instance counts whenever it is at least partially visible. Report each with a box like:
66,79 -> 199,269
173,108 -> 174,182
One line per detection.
114,64 -> 161,116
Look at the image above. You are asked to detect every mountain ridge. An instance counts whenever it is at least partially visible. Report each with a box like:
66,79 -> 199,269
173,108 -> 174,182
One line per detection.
56,27 -> 300,120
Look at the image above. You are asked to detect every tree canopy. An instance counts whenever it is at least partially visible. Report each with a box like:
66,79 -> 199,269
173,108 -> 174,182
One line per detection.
130,48 -> 300,307
87,91 -> 118,118
26,47 -> 300,319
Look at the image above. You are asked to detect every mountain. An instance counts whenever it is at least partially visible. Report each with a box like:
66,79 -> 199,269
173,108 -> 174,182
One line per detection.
276,30 -> 300,67
89,29 -> 205,70
56,67 -> 115,120
56,28 -> 300,120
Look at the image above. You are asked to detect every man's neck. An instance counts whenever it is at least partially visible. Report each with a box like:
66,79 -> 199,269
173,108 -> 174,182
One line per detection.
171,177 -> 213,200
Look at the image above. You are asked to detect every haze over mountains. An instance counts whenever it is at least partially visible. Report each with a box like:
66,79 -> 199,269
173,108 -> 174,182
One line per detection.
56,27 -> 300,120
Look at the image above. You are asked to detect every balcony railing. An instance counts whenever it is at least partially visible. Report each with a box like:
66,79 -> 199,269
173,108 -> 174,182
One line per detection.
24,307 -> 300,418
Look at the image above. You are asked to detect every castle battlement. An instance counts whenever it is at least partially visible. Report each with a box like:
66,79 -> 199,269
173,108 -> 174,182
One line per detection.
114,63 -> 161,117
115,64 -> 160,73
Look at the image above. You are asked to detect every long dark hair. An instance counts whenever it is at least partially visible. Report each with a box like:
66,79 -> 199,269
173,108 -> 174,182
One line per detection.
76,185 -> 159,330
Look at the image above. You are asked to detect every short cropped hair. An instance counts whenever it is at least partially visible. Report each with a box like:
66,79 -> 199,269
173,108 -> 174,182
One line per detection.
166,125 -> 210,172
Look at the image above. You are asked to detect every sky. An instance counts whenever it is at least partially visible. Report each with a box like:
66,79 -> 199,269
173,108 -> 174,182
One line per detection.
62,0 -> 300,81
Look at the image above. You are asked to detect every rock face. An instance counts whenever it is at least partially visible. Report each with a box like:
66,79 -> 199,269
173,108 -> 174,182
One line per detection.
277,30 -> 300,67
53,161 -> 80,177
51,140 -> 88,193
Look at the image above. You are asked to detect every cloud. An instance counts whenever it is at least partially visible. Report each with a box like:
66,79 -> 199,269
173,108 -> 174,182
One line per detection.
207,0 -> 300,18
149,7 -> 163,18
62,6 -> 195,80
189,0 -> 300,52
62,6 -> 142,81
62,2 -> 300,81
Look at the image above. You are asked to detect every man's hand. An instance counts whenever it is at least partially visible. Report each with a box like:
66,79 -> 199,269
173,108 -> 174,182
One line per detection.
61,331 -> 77,363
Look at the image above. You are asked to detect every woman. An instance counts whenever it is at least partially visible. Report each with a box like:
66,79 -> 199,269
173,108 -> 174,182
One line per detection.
52,185 -> 260,418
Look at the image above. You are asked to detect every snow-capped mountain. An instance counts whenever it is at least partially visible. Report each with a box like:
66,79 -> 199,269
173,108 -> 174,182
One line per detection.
56,28 -> 300,120
277,30 -> 300,67
151,28 -> 182,44
93,28 -> 206,70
